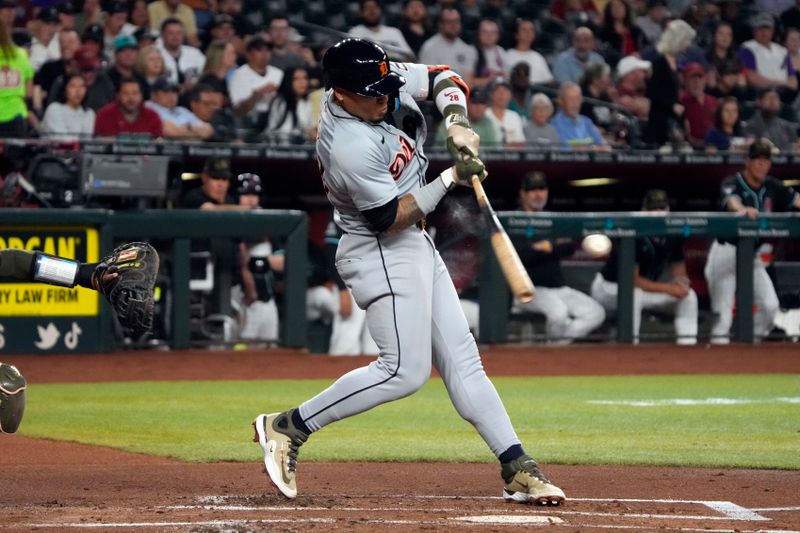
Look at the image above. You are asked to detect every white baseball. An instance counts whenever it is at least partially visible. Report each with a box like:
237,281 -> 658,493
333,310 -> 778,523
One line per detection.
582,234 -> 612,258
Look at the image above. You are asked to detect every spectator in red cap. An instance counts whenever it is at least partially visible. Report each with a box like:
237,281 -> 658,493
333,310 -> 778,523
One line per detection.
679,61 -> 718,148
94,77 -> 163,137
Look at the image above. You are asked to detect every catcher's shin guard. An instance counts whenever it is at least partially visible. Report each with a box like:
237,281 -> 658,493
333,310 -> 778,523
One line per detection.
0,363 -> 27,434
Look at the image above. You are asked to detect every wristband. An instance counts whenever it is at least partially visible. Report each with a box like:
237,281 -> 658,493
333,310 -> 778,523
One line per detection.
444,112 -> 470,130
438,167 -> 456,191
32,252 -> 79,287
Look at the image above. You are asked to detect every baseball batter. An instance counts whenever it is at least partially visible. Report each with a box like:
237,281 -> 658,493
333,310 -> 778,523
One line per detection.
253,38 -> 565,505
704,139 -> 800,343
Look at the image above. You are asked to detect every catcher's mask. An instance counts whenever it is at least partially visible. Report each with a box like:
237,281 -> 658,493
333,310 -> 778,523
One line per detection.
322,38 -> 406,98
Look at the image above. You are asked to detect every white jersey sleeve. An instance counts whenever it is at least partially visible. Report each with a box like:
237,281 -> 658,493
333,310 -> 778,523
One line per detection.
390,62 -> 429,100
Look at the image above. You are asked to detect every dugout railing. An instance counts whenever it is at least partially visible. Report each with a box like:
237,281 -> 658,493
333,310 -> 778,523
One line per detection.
0,209 -> 307,352
478,212 -> 800,344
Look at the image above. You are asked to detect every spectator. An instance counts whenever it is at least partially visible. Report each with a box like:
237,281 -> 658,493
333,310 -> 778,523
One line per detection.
268,15 -> 311,73
436,87 -> 501,146
704,58 -> 753,100
635,0 -> 669,48
554,27 -> 608,83
75,0 -> 102,35
781,0 -> 800,31
102,35 -> 150,99
198,39 -> 236,102
217,0 -> 258,43
188,83 -> 236,141
180,157 -> 238,211
133,27 -> 159,49
784,27 -> 800,89
148,0 -> 199,47
129,0 -> 150,32
28,7 -> 60,72
485,78 -> 526,144
94,77 -> 163,137
504,18 -> 554,85
39,72 -> 95,139
418,7 -> 477,78
349,0 -> 413,60
472,18 -> 507,89
81,23 -> 104,54
599,0 -> 642,65
591,189 -> 699,345
524,92 -> 561,146
157,18 -> 206,86
102,1 -> 136,63
57,2 -> 78,32
613,55 -> 651,121
714,0 -> 752,46
705,21 -> 743,86
679,61 -> 719,147
0,19 -> 33,138
512,172 -> 606,343
266,66 -> 316,143
47,44 -> 116,111
507,61 -> 533,117
32,29 -> 80,114
579,62 -> 615,132
229,37 -> 283,121
743,87 -> 799,150
204,14 -> 240,55
0,0 -> 16,30
738,13 -> 797,95
146,76 -> 212,139
704,96 -> 745,151
135,44 -> 168,90
552,82 -> 610,149
399,0 -> 432,57
643,19 -> 697,148
550,0 -> 601,28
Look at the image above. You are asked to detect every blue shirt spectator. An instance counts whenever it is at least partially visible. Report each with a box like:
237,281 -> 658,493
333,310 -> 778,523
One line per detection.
551,82 -> 609,149
553,27 -> 607,83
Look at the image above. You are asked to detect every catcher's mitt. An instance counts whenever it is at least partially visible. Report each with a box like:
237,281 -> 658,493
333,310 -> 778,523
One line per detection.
93,242 -> 159,340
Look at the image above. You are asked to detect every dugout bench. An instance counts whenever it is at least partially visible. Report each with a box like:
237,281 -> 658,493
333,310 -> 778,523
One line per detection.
478,212 -> 800,344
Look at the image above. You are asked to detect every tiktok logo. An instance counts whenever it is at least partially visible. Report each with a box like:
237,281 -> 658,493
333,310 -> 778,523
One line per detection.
64,322 -> 82,350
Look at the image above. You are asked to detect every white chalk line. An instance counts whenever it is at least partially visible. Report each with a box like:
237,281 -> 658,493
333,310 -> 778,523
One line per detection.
587,397 -> 800,407
751,506 -> 800,512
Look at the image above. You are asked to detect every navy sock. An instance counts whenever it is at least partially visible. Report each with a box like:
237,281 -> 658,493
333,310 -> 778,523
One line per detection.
291,408 -> 312,435
499,444 -> 525,464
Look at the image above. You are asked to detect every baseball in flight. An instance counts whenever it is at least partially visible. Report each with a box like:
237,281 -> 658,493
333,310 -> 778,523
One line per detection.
581,234 -> 612,258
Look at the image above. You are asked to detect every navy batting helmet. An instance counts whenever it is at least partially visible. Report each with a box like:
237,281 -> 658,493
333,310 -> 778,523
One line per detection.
236,173 -> 263,196
322,38 -> 405,97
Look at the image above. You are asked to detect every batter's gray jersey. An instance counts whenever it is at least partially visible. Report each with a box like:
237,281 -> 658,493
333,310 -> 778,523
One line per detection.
316,62 -> 430,236
298,61 -> 523,458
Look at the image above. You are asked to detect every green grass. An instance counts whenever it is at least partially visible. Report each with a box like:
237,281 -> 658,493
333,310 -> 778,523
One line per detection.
21,375 -> 800,469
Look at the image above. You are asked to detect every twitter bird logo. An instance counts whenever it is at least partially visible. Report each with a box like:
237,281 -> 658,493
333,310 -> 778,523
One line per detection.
35,323 -> 60,350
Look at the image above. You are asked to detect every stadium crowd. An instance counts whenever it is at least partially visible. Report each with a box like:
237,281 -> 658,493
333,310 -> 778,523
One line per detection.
0,0 -> 799,151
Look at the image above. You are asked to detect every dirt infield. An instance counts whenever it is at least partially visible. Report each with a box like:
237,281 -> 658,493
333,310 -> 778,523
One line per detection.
3,344 -> 800,532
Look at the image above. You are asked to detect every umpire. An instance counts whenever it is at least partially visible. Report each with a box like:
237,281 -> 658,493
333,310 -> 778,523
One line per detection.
591,189 -> 699,344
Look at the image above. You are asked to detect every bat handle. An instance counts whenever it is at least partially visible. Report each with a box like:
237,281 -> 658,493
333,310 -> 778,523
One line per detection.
471,174 -> 487,202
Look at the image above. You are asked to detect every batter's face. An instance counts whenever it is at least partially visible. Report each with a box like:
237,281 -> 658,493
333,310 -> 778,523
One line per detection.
519,187 -> 548,212
335,88 -> 388,123
745,157 -> 771,186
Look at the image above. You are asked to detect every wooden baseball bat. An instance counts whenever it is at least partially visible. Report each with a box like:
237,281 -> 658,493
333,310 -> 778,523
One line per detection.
471,175 -> 536,303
